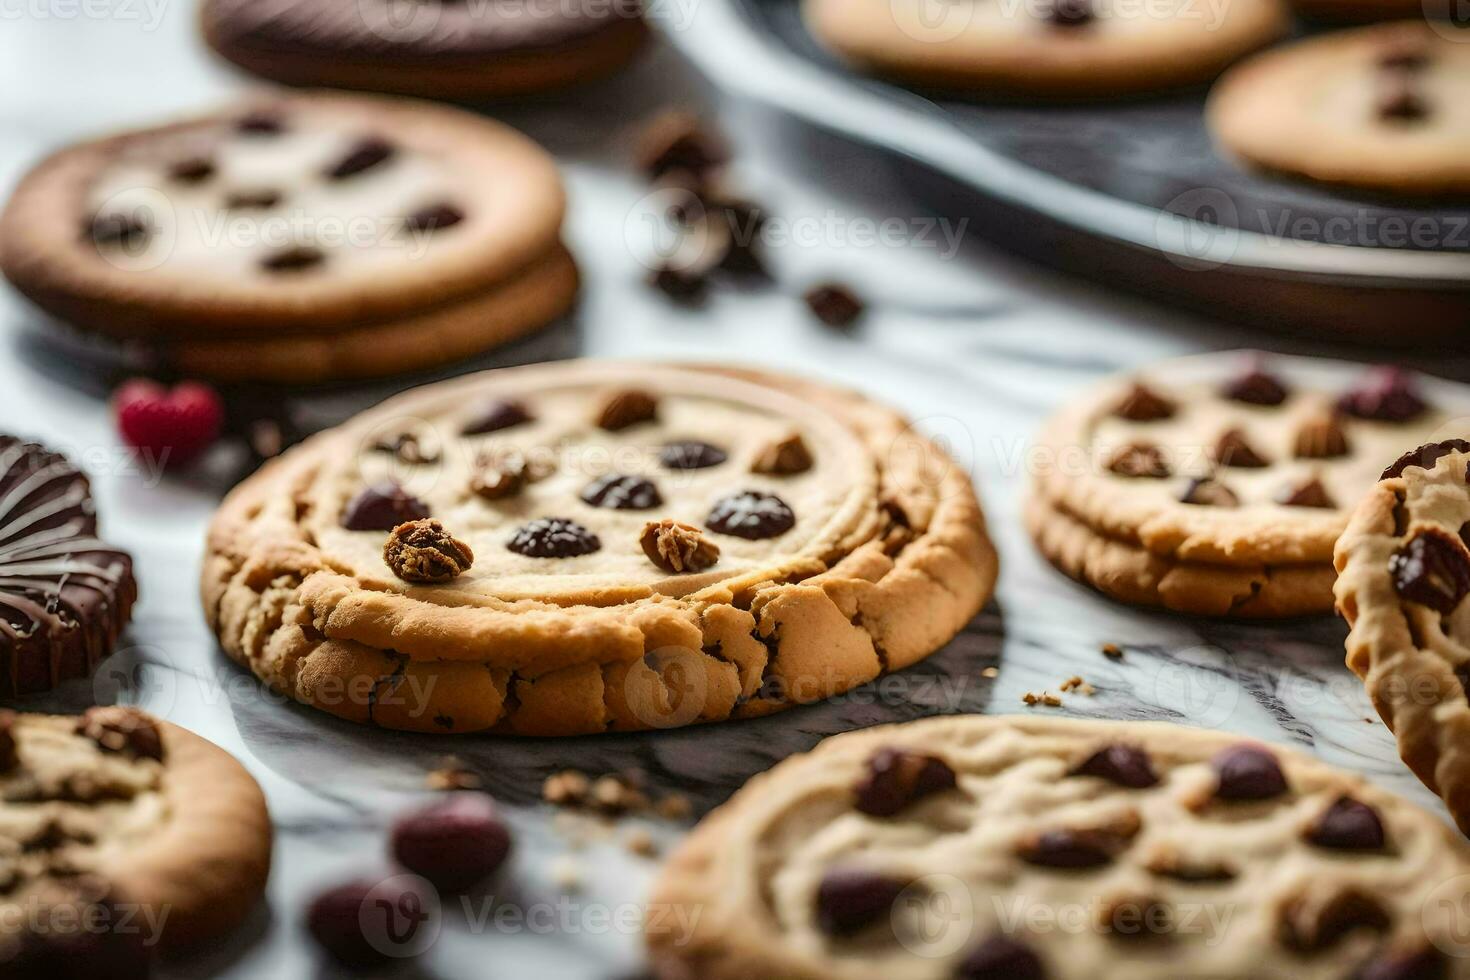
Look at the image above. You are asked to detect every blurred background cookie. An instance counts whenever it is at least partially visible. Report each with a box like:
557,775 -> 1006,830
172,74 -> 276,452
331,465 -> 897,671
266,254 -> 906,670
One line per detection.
0,91 -> 578,384
201,0 -> 648,100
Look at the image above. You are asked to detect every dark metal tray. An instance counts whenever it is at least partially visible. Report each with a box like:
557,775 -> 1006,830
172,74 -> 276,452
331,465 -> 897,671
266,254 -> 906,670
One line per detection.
661,0 -> 1470,342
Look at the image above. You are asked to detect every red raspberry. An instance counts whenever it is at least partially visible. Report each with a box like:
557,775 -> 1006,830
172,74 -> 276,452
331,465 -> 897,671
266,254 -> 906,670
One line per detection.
390,794 -> 512,892
113,379 -> 223,466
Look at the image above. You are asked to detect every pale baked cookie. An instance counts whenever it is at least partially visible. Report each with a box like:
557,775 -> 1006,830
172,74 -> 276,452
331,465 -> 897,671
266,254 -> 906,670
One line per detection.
202,0 -> 647,100
0,436 -> 136,698
1028,352 -> 1465,617
0,708 -> 272,971
803,0 -> 1288,98
202,361 -> 996,735
648,714 -> 1470,980
1337,439 -> 1470,836
0,92 -> 576,383
1209,22 -> 1470,196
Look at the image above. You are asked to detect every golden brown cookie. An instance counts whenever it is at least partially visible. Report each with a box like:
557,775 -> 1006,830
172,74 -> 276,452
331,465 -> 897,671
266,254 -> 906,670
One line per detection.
202,0 -> 648,100
1208,22 -> 1470,196
1029,352 -> 1465,617
0,708 -> 272,971
803,0 -> 1288,98
0,92 -> 576,382
202,361 -> 997,735
1337,439 -> 1470,836
649,714 -> 1470,980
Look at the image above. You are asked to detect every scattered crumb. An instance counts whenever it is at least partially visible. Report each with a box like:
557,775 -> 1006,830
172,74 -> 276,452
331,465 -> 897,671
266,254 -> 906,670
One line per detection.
656,793 -> 694,821
591,775 -> 651,815
425,756 -> 481,791
981,667 -> 999,679
624,829 -> 659,858
543,770 -> 591,806
1059,676 -> 1096,696
1023,691 -> 1063,708
1101,643 -> 1124,660
1364,717 -> 1376,724
545,769 -> 688,822
550,855 -> 584,893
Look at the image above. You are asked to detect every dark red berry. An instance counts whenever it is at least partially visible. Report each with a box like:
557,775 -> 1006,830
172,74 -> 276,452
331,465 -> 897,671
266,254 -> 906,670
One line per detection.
957,935 -> 1046,980
1212,745 -> 1287,801
853,748 -> 957,817
1307,796 -> 1386,852
391,794 -> 512,892
813,868 -> 906,936
1339,367 -> 1428,423
581,474 -> 663,511
306,878 -> 433,969
1070,745 -> 1158,789
1018,829 -> 1120,869
461,399 -> 532,436
341,482 -> 431,531
1390,529 -> 1470,614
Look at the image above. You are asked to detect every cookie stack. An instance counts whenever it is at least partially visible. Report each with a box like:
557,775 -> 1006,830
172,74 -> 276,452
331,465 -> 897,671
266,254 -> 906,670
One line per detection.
0,92 -> 578,383
1027,353 -> 1457,617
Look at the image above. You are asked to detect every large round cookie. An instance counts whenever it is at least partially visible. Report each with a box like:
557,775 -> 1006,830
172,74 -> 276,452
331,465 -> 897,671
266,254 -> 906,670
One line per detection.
0,437 -> 136,698
202,361 -> 996,735
649,714 -> 1470,980
0,92 -> 576,382
1208,22 -> 1470,196
803,0 -> 1288,98
202,0 -> 648,100
1337,439 -> 1470,836
0,708 -> 272,970
1028,352 -> 1465,617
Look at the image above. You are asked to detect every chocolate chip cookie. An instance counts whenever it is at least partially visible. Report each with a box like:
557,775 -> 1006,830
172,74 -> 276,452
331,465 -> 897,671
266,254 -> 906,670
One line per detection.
202,0 -> 647,100
202,361 -> 997,735
1337,439 -> 1470,836
648,714 -> 1470,980
0,437 -> 135,698
1209,22 -> 1470,196
1027,352 -> 1464,617
0,92 -> 577,383
0,708 -> 272,971
804,0 -> 1288,98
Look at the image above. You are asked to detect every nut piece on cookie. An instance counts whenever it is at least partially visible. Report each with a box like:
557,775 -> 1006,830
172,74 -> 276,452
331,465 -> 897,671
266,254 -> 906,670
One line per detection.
640,520 -> 720,574
384,519 -> 475,584
75,706 -> 164,761
751,433 -> 814,475
596,389 -> 658,431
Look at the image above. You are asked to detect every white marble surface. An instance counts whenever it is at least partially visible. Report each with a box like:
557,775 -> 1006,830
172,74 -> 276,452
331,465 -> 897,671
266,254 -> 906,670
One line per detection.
4,4 -> 1470,978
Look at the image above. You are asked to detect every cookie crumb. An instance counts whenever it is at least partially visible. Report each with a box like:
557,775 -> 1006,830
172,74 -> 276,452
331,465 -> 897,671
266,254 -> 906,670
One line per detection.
982,667 -> 999,679
656,793 -> 694,821
1059,676 -> 1095,696
544,770 -> 591,807
1101,643 -> 1124,660
625,829 -> 659,858
550,855 -> 584,892
1023,691 -> 1062,708
804,283 -> 865,329
426,756 -> 481,791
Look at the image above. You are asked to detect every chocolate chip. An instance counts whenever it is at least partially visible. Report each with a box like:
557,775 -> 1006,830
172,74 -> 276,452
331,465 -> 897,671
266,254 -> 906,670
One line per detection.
711,197 -> 770,280
596,390 -> 658,431
169,157 -> 215,184
804,283 -> 865,329
507,517 -> 601,558
75,706 -> 163,761
87,212 -> 149,247
404,202 -> 465,234
853,747 -> 957,817
391,794 -> 512,892
660,440 -> 727,470
1357,946 -> 1447,980
1277,477 -> 1336,509
1223,365 -> 1289,406
635,110 -> 730,181
1107,443 -> 1170,479
1307,796 -> 1386,851
1295,414 -> 1350,459
640,519 -> 720,573
1382,440 -> 1470,480
1378,79 -> 1430,123
236,111 -> 284,135
707,490 -> 796,540
1050,0 -> 1094,26
261,245 -> 325,272
1180,478 -> 1239,507
224,189 -> 282,210
462,399 -> 532,436
1339,367 -> 1428,422
752,433 -> 813,476
1070,745 -> 1158,789
1018,829 -> 1123,869
341,481 -> 431,531
956,936 -> 1046,980
1113,382 -> 1175,422
1280,887 -> 1390,953
1212,745 -> 1287,801
1097,894 -> 1171,940
813,868 -> 906,936
647,262 -> 709,304
1214,429 -> 1270,468
1390,529 -> 1470,614
383,519 -> 474,584
581,474 -> 663,511
0,710 -> 15,772
471,452 -> 530,501
326,137 -> 395,180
